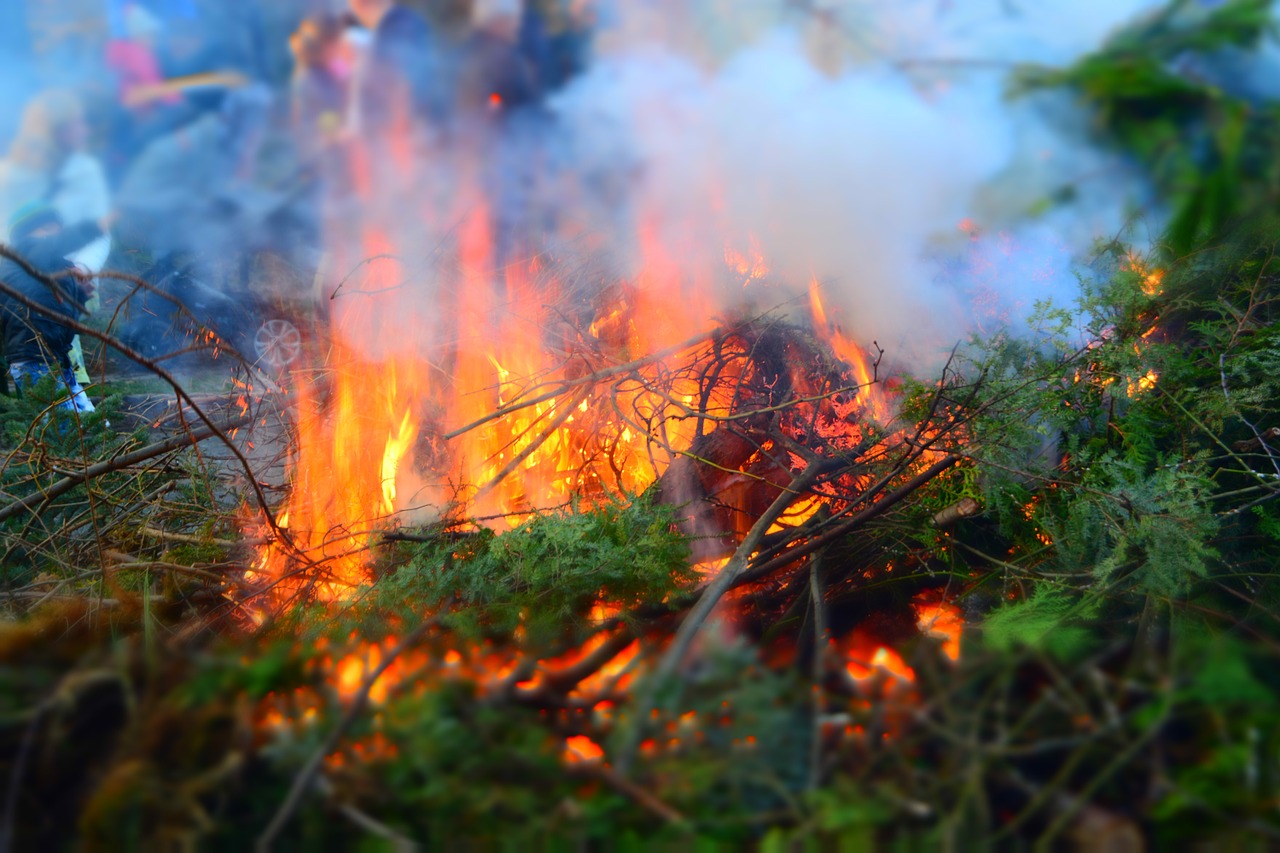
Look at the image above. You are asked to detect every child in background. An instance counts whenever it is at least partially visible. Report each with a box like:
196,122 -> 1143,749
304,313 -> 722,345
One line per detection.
289,15 -> 349,172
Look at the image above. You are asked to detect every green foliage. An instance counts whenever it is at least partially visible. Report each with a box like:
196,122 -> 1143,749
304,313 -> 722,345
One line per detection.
619,638 -> 812,835
378,494 -> 694,650
0,379 -> 134,585
1014,0 -> 1280,254
1055,453 -> 1219,594
982,586 -> 1101,660
336,682 -> 579,843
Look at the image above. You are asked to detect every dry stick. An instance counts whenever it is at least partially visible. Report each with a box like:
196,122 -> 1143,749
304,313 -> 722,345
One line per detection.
314,775 -> 418,851
470,385 -> 593,503
257,617 -> 438,852
442,330 -> 718,440
332,800 -> 417,851
932,496 -> 982,529
139,526 -> 269,548
0,591 -> 125,604
0,414 -> 250,524
107,561 -> 244,585
807,550 -> 828,793
70,480 -> 176,544
568,763 -> 687,825
616,459 -> 831,777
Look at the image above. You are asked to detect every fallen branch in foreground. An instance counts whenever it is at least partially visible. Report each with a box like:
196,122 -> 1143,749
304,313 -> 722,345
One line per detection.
0,413 -> 251,524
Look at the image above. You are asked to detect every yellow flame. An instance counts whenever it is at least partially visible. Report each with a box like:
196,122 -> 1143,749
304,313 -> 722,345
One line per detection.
381,408 -> 417,515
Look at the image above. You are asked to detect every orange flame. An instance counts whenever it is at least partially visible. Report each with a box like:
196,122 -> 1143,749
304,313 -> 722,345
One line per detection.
1125,251 -> 1165,297
808,279 -> 891,423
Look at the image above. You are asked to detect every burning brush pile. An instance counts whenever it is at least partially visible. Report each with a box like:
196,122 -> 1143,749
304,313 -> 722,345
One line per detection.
5,219 -> 1278,848
227,226 -> 977,843
10,3 -> 1280,845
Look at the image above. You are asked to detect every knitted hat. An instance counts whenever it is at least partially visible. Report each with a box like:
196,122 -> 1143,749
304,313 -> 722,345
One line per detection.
7,201 -> 62,244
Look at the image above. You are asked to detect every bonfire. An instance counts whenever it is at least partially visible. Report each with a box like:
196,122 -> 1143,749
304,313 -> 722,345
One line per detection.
232,170 -> 979,838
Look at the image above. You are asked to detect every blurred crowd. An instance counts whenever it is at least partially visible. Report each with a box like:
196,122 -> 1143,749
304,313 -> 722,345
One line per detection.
0,0 -> 603,409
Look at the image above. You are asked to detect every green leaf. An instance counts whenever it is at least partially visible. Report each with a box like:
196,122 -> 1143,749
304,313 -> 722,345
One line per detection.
981,587 -> 1100,661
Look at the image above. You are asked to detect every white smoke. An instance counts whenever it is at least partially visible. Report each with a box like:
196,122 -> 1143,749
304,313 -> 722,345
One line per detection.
549,0 -> 1177,365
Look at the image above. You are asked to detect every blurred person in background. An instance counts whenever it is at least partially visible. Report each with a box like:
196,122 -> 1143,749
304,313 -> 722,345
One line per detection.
347,0 -> 442,139
106,2 -> 175,110
0,89 -> 113,386
290,14 -> 350,173
106,0 -> 199,35
519,0 -> 596,96
0,201 -> 111,412
103,3 -> 197,179
459,1 -> 539,119
289,13 -> 360,257
461,1 -> 543,268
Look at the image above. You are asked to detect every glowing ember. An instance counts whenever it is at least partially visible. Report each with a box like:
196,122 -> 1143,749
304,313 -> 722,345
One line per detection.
1127,369 -> 1159,398
843,640 -> 916,683
767,494 -> 824,535
564,734 -> 606,764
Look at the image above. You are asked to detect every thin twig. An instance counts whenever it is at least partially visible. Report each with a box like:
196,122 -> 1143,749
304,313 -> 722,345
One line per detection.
314,775 -> 418,850
0,250 -> 285,540
138,526 -> 267,548
738,454 -> 961,584
568,763 -> 687,826
443,330 -> 720,440
807,550 -> 828,793
471,385 -> 593,502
